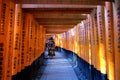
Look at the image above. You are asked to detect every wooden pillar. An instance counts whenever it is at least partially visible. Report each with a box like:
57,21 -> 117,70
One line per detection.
83,23 -> 85,60
66,32 -> 68,50
39,26 -> 42,55
89,12 -> 96,68
37,25 -> 40,57
35,23 -> 38,59
97,6 -> 107,79
39,25 -> 45,55
0,0 -> 10,79
79,23 -> 82,59
93,9 -> 100,71
42,28 -> 46,53
34,23 -> 37,60
25,14 -> 30,67
31,20 -> 35,63
71,28 -> 75,52
105,2 -> 115,80
20,13 -> 26,70
12,4 -> 22,75
5,1 -> 15,80
28,14 -> 33,65
78,23 -> 83,58
75,24 -> 79,56
87,15 -> 92,65
78,24 -> 81,57
85,19 -> 90,63
37,24 -> 39,58
83,21 -> 87,61
85,19 -> 91,63
113,0 -> 120,80
0,0 -> 2,78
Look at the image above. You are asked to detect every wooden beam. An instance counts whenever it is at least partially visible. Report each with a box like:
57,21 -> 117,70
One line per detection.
45,34 -> 56,36
43,25 -> 74,28
46,30 -> 68,34
36,18 -> 84,22
23,8 -> 93,14
22,4 -> 97,8
33,14 -> 87,19
29,11 -> 90,14
38,20 -> 81,25
46,27 -> 72,30
46,27 -> 71,32
15,0 -> 112,5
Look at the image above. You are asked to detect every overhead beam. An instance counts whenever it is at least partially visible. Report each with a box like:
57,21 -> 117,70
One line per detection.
15,0 -> 113,5
45,34 -> 56,37
43,25 -> 75,28
33,14 -> 87,19
22,4 -> 97,8
36,18 -> 84,22
23,8 -> 92,14
45,27 -> 72,30
26,10 -> 91,14
38,20 -> 81,25
46,30 -> 68,34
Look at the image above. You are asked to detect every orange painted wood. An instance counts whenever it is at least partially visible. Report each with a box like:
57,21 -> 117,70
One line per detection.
105,2 -> 115,80
24,13 -> 31,67
34,23 -> 37,60
82,20 -> 87,61
15,0 -> 106,5
20,13 -> 27,70
32,20 -> 35,62
78,23 -> 83,58
12,4 -> 22,75
28,14 -> 33,65
37,25 -> 40,58
84,20 -> 89,63
0,0 -> 10,80
0,1 -> 3,80
5,1 -> 15,80
87,16 -> 92,65
89,13 -> 96,67
97,6 -> 107,74
92,9 -> 100,70
26,10 -> 91,14
113,0 -> 120,80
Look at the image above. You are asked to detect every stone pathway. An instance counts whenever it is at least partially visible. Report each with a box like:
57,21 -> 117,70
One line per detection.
35,51 -> 78,80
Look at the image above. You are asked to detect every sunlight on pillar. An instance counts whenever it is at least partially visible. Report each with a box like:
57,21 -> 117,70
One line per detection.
108,61 -> 115,80
71,29 -> 75,36
59,34 -> 63,48
58,34 -> 61,47
55,34 -> 60,47
99,44 -> 106,74
89,44 -> 92,64
75,42 -> 78,53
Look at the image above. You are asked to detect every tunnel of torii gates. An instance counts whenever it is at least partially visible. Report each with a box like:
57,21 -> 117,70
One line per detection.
0,0 -> 120,80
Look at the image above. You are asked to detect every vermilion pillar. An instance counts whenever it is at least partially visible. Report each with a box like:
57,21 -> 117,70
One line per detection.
5,1 -> 15,80
113,0 -> 120,80
12,4 -> 22,75
89,12 -> 96,68
87,15 -> 92,65
97,6 -> 107,80
28,14 -> 33,65
92,9 -> 100,71
0,0 -> 10,80
105,2 -> 115,80
20,13 -> 26,70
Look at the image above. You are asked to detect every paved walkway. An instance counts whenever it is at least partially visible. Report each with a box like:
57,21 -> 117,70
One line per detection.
35,51 -> 78,80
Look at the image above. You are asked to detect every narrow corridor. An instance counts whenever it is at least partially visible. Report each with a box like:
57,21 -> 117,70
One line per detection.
35,51 -> 78,80
0,0 -> 120,80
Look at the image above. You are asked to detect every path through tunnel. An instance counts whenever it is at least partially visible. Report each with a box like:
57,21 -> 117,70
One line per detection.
0,0 -> 120,80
